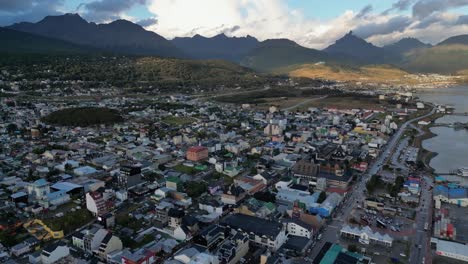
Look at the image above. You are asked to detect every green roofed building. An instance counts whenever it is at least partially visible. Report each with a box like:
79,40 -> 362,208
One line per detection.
316,243 -> 371,264
166,176 -> 181,191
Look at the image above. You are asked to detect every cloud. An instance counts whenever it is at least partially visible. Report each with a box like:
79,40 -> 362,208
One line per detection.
78,0 -> 147,22
0,0 -> 34,12
356,4 -> 373,18
0,0 -> 64,25
413,0 -> 468,18
354,15 -> 413,39
136,17 -> 157,27
382,0 -> 415,14
456,14 -> 468,24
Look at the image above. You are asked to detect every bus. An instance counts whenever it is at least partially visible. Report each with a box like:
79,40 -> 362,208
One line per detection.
377,219 -> 387,229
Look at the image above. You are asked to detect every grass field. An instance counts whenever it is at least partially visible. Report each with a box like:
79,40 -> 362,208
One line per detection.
161,116 -> 196,125
286,64 -> 461,86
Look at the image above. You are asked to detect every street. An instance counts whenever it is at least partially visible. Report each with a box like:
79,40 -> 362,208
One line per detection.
309,106 -> 436,262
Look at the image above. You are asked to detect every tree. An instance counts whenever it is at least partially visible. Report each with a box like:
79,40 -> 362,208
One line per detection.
6,123 -> 17,134
348,244 -> 358,253
317,191 -> 327,203
64,163 -> 73,172
250,167 -> 258,175
254,191 -> 276,203
184,181 -> 207,198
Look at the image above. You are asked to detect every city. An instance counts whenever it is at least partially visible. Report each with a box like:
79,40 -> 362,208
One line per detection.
1,1 -> 468,264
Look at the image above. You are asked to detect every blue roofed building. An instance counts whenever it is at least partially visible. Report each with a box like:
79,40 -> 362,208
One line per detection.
434,185 -> 468,208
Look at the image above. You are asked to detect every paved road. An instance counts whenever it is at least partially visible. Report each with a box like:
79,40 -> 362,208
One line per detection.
309,106 -> 437,261
409,175 -> 433,264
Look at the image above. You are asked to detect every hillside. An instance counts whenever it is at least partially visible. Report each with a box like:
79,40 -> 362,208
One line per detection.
0,27 -> 94,54
383,38 -> 431,57
403,44 -> 468,73
8,13 -> 182,57
288,64 -> 410,83
240,39 -> 329,72
0,54 -> 266,90
438,34 -> 468,46
134,57 -> 261,85
172,33 -> 259,62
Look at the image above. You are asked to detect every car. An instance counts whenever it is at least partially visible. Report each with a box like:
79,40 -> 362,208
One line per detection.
317,234 -> 322,240
400,253 -> 407,257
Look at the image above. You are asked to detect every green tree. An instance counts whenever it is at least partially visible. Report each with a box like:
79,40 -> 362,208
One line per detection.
317,191 -> 327,203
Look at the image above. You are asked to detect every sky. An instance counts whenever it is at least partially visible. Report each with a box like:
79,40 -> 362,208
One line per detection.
1,0 -> 468,49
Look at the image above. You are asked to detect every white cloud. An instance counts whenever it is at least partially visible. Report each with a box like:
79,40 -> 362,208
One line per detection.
147,0 -> 364,49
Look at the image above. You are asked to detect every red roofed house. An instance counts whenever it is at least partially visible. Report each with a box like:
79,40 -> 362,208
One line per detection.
186,146 -> 209,162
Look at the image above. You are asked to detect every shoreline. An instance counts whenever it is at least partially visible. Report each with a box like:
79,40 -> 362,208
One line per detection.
413,112 -> 444,173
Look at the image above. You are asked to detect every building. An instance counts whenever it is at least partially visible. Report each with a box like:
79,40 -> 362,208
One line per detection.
340,225 -> 393,247
41,242 -> 70,264
216,231 -> 249,264
276,189 -> 318,209
434,185 -> 468,208
118,164 -> 143,190
97,232 -> 123,260
220,214 -> 287,251
86,189 -> 113,216
431,238 -> 468,262
264,124 -> 282,136
284,218 -> 314,239
314,243 -> 372,264
27,179 -> 50,200
186,146 -> 209,162
292,159 -> 319,182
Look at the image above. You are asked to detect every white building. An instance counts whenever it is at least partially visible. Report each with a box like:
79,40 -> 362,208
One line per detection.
284,219 -> 314,239
41,243 -> 70,264
432,238 -> 468,262
340,225 -> 393,247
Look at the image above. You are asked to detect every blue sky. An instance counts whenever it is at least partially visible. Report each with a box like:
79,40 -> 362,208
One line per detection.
1,0 -> 468,48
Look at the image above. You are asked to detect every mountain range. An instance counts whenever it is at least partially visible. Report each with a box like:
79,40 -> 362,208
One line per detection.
7,13 -> 182,57
2,13 -> 468,75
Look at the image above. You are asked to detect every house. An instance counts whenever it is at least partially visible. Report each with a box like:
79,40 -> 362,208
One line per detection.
235,198 -> 275,218
41,242 -> 70,264
253,171 -> 278,185
73,227 -> 122,257
10,237 -> 39,257
221,185 -> 246,205
220,214 -> 287,251
97,232 -> 123,260
166,176 -> 181,191
216,231 -> 249,264
234,176 -> 266,195
199,199 -> 224,215
193,225 -> 227,250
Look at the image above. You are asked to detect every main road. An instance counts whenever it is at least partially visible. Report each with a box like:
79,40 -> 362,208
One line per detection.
309,106 -> 436,261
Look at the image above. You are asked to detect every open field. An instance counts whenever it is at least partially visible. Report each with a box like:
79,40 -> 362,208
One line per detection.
286,64 -> 462,87
161,116 -> 197,125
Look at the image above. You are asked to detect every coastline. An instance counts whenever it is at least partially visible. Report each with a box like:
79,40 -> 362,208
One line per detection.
413,113 -> 444,173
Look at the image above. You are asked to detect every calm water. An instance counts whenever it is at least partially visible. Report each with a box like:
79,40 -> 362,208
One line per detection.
418,86 -> 468,174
